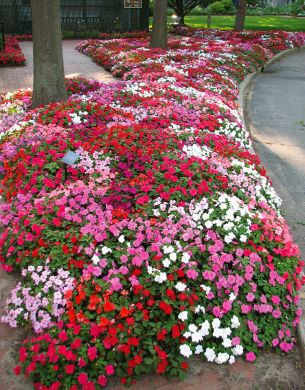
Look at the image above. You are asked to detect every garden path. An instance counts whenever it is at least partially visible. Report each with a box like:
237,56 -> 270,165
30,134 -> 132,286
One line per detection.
247,49 -> 305,259
0,40 -> 116,94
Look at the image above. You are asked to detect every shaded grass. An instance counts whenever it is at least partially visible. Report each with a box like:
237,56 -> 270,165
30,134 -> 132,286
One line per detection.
150,15 -> 305,32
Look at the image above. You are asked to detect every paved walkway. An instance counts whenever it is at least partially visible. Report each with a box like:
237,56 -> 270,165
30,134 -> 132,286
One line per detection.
0,40 -> 115,94
247,49 -> 305,258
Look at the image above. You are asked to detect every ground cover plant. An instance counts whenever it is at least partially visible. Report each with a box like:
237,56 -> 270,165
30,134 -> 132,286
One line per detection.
0,35 -> 26,66
1,30 -> 305,389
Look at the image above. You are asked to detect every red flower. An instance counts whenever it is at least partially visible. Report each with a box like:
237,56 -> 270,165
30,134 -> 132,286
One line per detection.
171,325 -> 180,338
98,375 -> 107,387
77,372 -> 88,385
14,365 -> 21,375
103,301 -> 116,312
87,346 -> 97,361
159,302 -> 172,315
65,364 -> 75,374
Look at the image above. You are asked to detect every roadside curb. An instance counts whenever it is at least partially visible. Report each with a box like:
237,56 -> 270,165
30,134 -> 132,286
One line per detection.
238,45 -> 305,364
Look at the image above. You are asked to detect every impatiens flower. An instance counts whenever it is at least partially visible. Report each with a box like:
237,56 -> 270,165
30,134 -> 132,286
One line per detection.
179,344 -> 192,358
245,352 -> 256,362
87,346 -> 97,361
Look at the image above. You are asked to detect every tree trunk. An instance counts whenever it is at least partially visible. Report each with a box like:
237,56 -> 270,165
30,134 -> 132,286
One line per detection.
234,0 -> 247,32
150,0 -> 168,49
176,0 -> 184,24
31,0 -> 67,108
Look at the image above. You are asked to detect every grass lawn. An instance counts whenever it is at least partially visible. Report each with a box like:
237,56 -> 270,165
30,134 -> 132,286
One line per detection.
150,15 -> 305,32
186,15 -> 305,31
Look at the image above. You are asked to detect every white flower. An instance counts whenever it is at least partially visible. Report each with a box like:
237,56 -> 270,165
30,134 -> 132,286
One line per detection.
205,220 -> 213,229
215,352 -> 230,364
212,318 -> 221,328
118,235 -> 125,243
178,311 -> 188,321
91,254 -> 100,265
200,320 -> 210,337
154,272 -> 167,283
175,282 -> 187,292
195,345 -> 203,355
162,259 -> 171,268
191,332 -> 203,343
222,338 -> 232,348
240,234 -> 247,243
163,245 -> 174,254
232,344 -> 243,356
181,252 -> 191,264
180,344 -> 192,358
169,252 -> 177,261
229,355 -> 235,364
101,246 -> 112,255
204,348 -> 216,362
195,305 -> 205,314
231,315 -> 240,329
189,324 -> 198,333
229,293 -> 236,301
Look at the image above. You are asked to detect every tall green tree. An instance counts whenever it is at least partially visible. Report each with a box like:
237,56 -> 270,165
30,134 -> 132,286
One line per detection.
150,0 -> 168,49
234,0 -> 247,31
31,0 -> 67,108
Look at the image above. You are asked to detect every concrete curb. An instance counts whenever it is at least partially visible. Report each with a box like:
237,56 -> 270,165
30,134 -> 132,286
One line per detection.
238,45 -> 305,364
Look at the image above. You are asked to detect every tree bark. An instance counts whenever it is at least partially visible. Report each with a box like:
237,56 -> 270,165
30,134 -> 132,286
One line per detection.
176,0 -> 184,24
234,0 -> 247,32
150,0 -> 168,49
31,0 -> 67,108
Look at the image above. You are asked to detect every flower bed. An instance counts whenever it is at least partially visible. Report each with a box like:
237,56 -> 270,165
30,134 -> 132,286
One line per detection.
0,35 -> 26,66
1,31 -> 305,389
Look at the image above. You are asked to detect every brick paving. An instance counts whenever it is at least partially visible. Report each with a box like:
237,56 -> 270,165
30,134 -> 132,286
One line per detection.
0,40 -> 116,94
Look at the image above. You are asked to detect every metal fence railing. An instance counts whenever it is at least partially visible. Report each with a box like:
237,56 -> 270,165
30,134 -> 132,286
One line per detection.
0,0 -> 149,34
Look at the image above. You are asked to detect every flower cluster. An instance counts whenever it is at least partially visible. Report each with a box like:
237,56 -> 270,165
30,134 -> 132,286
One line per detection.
0,35 -> 26,66
2,263 -> 74,333
0,30 -> 305,389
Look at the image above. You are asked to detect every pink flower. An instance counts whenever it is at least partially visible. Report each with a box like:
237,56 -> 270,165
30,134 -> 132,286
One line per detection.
98,375 -> 108,387
87,346 -> 97,361
77,372 -> 88,385
246,292 -> 255,302
245,352 -> 256,362
186,269 -> 198,280
105,364 -> 115,375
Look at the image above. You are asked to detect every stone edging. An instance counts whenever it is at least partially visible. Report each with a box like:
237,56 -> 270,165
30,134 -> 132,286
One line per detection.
238,44 -> 305,363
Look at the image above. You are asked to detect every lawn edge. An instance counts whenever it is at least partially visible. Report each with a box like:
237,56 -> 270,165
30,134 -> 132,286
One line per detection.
239,44 -> 305,364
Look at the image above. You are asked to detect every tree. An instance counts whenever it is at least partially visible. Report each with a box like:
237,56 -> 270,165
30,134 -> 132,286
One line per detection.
31,0 -> 67,108
234,0 -> 247,31
150,0 -> 168,49
168,0 -> 203,24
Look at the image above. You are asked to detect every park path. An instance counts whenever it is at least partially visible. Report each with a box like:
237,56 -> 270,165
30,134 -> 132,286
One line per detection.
1,44 -> 305,390
247,49 -> 305,258
0,40 -> 116,94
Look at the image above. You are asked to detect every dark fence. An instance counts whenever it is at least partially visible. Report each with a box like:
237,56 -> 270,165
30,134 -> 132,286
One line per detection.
0,0 -> 149,34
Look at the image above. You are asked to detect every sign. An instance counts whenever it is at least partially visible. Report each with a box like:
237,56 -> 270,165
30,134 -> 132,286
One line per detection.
124,0 -> 142,8
62,151 -> 80,167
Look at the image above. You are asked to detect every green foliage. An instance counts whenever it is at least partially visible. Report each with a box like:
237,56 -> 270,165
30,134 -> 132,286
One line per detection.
208,0 -> 235,15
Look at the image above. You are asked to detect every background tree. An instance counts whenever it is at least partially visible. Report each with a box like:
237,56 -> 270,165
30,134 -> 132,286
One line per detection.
31,0 -> 67,108
168,0 -> 204,24
150,0 -> 168,49
234,0 -> 247,31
